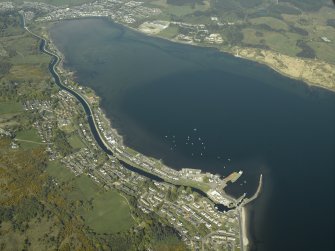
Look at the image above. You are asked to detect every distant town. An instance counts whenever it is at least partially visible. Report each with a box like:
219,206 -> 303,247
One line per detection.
1,0 -> 225,45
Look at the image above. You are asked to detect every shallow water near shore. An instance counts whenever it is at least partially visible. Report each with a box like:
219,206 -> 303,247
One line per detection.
50,18 -> 335,251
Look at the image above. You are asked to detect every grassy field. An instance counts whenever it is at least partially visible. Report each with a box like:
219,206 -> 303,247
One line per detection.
8,65 -> 48,82
218,3 -> 335,64
6,34 -> 50,81
15,129 -> 43,149
182,14 -> 212,25
0,21 -> 54,104
46,160 -> 76,182
68,134 -> 85,149
59,123 -> 76,133
0,114 -> 20,128
263,32 -> 301,56
280,7 -> 335,63
2,34 -> 50,66
150,0 -> 210,17
308,41 -> 335,64
158,25 -> 179,38
0,101 -> 22,115
16,129 -> 42,142
177,178 -> 210,193
81,187 -> 135,234
72,176 -> 135,234
47,162 -> 135,234
249,17 -> 289,31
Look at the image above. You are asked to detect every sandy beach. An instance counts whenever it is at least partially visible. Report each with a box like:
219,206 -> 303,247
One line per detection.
241,206 -> 249,251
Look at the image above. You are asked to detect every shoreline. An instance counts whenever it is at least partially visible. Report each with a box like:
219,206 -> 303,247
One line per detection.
54,16 -> 335,94
36,24 -> 128,150
26,17 -> 279,251
31,17 -> 327,251
229,47 -> 335,93
241,206 -> 250,251
45,20 -> 335,181
24,16 -> 334,251
46,17 -> 335,94
119,20 -> 335,94
34,21 -> 241,203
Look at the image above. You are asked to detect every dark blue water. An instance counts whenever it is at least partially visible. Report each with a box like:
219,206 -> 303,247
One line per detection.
50,18 -> 335,251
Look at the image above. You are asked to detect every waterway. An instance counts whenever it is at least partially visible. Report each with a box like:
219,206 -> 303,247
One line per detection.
39,35 -> 229,211
50,18 -> 335,251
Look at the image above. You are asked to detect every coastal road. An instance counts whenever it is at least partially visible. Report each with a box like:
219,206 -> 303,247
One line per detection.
22,15 -> 250,251
22,14 -> 239,213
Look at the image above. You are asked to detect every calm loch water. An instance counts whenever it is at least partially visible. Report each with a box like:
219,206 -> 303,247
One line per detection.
51,18 -> 335,251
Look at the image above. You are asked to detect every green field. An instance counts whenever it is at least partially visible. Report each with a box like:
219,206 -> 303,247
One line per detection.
158,25 -> 179,38
0,102 -> 22,115
68,134 -> 85,149
47,162 -> 135,234
16,129 -> 41,142
308,41 -> 335,64
150,0 -> 210,17
264,32 -> 301,55
46,160 -> 75,182
178,178 -> 210,193
250,17 -> 289,31
0,34 -> 50,67
72,176 -> 135,234
81,188 -> 135,234
15,129 -> 43,149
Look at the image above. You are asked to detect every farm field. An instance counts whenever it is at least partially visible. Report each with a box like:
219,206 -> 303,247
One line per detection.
47,163 -> 135,234
0,101 -> 22,115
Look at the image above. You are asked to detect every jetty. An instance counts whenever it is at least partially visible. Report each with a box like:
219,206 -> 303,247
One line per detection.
241,174 -> 263,206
